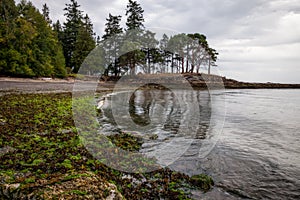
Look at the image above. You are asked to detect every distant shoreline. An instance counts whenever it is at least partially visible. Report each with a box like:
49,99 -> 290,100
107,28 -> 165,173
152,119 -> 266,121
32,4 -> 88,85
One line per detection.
0,74 -> 300,94
98,73 -> 300,89
223,79 -> 300,89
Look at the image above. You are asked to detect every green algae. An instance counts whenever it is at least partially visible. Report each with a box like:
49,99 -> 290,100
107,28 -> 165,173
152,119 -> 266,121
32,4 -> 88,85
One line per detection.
0,93 -> 214,199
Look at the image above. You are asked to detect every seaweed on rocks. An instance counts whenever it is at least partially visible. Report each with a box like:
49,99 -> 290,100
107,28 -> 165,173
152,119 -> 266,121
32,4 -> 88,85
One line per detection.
0,93 -> 214,199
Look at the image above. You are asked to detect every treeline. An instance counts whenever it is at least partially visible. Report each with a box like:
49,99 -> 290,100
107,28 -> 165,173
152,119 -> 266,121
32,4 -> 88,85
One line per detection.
0,0 -> 218,78
0,0 -> 95,77
89,0 -> 218,76
0,0 -> 66,77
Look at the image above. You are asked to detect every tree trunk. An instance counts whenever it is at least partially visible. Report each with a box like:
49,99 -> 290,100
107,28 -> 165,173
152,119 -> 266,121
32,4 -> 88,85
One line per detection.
208,59 -> 211,75
171,53 -> 174,74
182,57 -> 184,73
191,64 -> 195,74
186,59 -> 189,73
147,48 -> 151,74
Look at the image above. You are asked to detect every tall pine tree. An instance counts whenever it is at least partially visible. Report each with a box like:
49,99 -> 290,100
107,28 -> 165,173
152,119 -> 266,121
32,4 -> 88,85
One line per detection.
141,30 -> 158,74
159,34 -> 171,73
125,0 -> 144,31
123,0 -> 146,75
62,0 -> 96,73
53,20 -> 63,42
42,3 -> 52,25
102,14 -> 123,76
72,14 -> 96,73
62,0 -> 83,72
102,14 -> 123,40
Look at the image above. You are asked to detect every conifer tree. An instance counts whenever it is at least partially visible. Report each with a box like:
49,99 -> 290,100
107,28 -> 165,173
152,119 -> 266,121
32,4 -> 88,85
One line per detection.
0,0 -> 13,74
141,30 -> 158,74
102,14 -> 123,76
42,3 -> 52,25
62,0 -> 83,71
0,0 -> 18,41
125,0 -> 144,31
102,14 -> 123,40
72,14 -> 96,73
0,0 -> 18,74
18,0 -> 66,77
53,20 -> 63,42
0,0 -> 66,77
159,34 -> 171,73
123,0 -> 146,75
96,35 -> 101,45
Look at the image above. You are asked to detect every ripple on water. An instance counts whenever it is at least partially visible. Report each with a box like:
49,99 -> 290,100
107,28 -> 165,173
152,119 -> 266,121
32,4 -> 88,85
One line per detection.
97,89 -> 300,199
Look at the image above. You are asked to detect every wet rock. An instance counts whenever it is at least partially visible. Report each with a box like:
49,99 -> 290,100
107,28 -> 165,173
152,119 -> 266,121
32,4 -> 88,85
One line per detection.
0,171 -> 123,200
0,183 -> 22,199
38,172 -> 123,200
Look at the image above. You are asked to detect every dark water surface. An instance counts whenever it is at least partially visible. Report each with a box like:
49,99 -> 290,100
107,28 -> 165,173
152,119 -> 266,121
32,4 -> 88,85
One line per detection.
98,89 -> 300,199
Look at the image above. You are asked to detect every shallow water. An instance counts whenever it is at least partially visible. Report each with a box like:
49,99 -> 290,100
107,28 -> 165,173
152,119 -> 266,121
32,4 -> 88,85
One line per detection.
98,89 -> 300,199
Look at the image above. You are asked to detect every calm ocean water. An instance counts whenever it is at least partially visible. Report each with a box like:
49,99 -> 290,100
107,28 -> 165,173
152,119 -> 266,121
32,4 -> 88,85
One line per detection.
98,89 -> 300,199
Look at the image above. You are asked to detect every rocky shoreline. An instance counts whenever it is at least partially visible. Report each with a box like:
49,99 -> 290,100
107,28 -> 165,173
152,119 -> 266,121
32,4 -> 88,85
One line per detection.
1,75 -> 298,199
0,93 -> 214,199
103,73 -> 300,89
1,74 -> 299,94
222,79 -> 300,89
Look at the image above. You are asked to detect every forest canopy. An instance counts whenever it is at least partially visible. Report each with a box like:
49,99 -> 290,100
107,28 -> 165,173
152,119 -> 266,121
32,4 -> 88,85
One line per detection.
0,0 -> 218,78
0,0 -> 66,77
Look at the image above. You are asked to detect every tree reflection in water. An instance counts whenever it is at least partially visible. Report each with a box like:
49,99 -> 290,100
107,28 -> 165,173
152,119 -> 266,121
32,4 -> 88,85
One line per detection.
99,88 -> 211,140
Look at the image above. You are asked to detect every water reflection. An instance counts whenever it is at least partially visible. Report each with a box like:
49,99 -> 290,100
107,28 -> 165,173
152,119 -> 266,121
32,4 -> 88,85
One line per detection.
99,89 -> 212,138
129,90 -> 153,127
98,89 -> 300,199
98,88 -> 215,168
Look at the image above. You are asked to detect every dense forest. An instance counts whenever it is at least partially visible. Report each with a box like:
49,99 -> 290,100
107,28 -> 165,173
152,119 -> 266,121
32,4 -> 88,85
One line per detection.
0,0 -> 218,78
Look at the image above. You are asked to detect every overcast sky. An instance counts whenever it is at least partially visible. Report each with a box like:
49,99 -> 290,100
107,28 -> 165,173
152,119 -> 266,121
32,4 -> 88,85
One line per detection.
17,0 -> 300,83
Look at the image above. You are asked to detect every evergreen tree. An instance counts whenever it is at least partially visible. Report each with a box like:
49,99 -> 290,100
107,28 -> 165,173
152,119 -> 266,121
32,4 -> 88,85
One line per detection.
18,0 -> 66,77
52,19 -> 67,77
0,0 -> 18,42
187,33 -> 218,74
42,3 -> 52,25
102,14 -> 123,40
102,14 -> 123,76
62,0 -> 83,71
167,33 -> 187,73
53,20 -> 63,42
0,0 -> 66,77
80,45 -> 105,76
159,34 -> 169,50
0,0 -> 19,74
1,0 -> 38,76
125,0 -> 144,31
141,30 -> 158,74
96,35 -> 101,45
125,0 -> 145,42
72,14 -> 96,73
159,34 -> 171,73
123,0 -> 146,75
